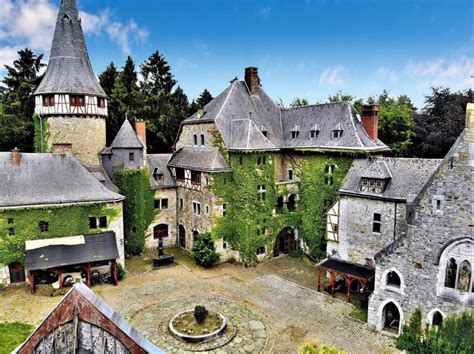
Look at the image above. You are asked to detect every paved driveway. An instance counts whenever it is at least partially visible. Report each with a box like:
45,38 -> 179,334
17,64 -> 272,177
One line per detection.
0,251 -> 396,353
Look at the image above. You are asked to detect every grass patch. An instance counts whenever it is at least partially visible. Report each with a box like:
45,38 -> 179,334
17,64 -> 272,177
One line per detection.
300,341 -> 346,354
0,322 -> 34,354
349,305 -> 368,322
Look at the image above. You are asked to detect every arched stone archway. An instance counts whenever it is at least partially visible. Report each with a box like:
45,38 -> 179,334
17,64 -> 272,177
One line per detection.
378,299 -> 404,336
274,227 -> 296,257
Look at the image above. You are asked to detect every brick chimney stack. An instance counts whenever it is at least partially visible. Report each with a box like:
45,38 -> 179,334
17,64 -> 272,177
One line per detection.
11,147 -> 20,166
245,67 -> 260,96
52,143 -> 73,154
361,104 -> 379,141
135,120 -> 147,148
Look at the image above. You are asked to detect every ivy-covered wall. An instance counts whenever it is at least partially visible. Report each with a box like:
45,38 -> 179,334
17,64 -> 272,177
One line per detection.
113,168 -> 155,257
0,203 -> 121,266
33,113 -> 50,153
211,152 -> 353,263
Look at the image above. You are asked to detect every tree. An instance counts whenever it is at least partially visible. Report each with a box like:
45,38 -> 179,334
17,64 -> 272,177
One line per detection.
195,89 -> 213,108
290,98 -> 309,107
99,62 -> 120,145
98,62 -> 118,96
140,51 -> 176,96
0,48 -> 44,151
326,91 -> 363,113
410,87 -> 471,158
192,232 -> 220,268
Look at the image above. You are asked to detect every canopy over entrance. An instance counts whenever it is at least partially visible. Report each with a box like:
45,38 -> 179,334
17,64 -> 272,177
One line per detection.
316,258 -> 375,302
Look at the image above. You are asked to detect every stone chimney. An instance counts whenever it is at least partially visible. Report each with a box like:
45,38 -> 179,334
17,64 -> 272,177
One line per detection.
135,120 -> 147,148
361,104 -> 379,141
11,148 -> 20,166
52,143 -> 73,154
245,67 -> 260,96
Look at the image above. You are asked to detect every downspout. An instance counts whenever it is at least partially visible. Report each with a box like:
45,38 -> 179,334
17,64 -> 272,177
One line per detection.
175,187 -> 179,247
393,202 -> 397,242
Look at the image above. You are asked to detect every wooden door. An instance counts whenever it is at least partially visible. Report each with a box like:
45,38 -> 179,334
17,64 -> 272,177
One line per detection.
9,262 -> 25,283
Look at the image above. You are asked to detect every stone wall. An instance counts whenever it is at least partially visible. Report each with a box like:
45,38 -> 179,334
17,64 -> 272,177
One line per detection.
368,124 -> 473,334
102,147 -> 144,177
146,188 -> 177,249
108,202 -> 125,267
175,122 -> 217,150
328,195 -> 407,265
47,116 -> 106,165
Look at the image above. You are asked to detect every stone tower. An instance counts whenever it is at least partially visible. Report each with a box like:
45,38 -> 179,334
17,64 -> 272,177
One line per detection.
34,0 -> 107,165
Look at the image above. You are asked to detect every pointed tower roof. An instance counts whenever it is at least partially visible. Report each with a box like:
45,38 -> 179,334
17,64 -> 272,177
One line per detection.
35,0 -> 106,97
111,119 -> 144,149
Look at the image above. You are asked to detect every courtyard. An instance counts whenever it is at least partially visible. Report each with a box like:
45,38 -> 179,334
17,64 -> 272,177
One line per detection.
0,250 -> 396,353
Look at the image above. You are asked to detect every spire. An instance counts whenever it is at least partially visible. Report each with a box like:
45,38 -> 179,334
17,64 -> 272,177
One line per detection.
35,0 -> 106,97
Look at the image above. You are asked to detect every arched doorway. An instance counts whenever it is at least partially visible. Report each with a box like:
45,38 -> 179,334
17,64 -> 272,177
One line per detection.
274,227 -> 296,257
193,230 -> 200,241
287,194 -> 297,213
179,225 -> 186,248
382,301 -> 401,334
153,224 -> 169,239
432,311 -> 443,326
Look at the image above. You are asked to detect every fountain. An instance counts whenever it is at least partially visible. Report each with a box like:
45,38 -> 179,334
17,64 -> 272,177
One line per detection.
153,236 -> 174,267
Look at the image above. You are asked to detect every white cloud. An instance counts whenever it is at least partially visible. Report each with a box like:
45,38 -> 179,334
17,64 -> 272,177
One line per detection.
319,66 -> 345,86
376,66 -> 398,84
0,45 -> 22,73
404,56 -> 473,88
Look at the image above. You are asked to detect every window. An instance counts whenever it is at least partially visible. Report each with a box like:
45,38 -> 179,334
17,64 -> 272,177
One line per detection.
257,185 -> 266,201
291,131 -> 299,139
310,129 -> 319,138
436,199 -> 441,210
153,224 -> 169,239
256,246 -> 266,255
191,171 -> 201,185
325,165 -> 335,174
39,221 -> 49,232
257,227 -> 266,236
42,94 -> 54,107
175,168 -> 185,182
386,271 -> 401,288
154,199 -> 160,209
8,218 -> 13,224
276,196 -> 284,214
8,228 -> 14,236
288,169 -> 293,181
205,205 -> 210,215
155,198 -> 169,209
222,203 -> 226,217
193,134 -> 198,145
223,242 -> 227,250
200,134 -> 205,145
445,258 -> 457,288
70,95 -> 85,107
99,216 -> 107,228
98,97 -> 106,108
325,176 -> 334,185
193,202 -> 201,215
262,130 -> 268,138
287,194 -> 297,213
152,168 -> 164,182
179,198 -> 184,210
129,152 -> 135,162
432,311 -> 443,326
257,156 -> 266,165
332,130 -> 342,138
373,213 -> 381,233
457,260 -> 471,293
89,217 -> 97,229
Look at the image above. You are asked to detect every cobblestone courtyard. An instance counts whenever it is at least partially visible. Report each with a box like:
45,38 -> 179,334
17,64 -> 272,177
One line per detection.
0,250 -> 396,353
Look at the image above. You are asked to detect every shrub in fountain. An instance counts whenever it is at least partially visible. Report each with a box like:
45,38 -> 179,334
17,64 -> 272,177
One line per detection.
192,233 -> 220,268
194,305 -> 209,324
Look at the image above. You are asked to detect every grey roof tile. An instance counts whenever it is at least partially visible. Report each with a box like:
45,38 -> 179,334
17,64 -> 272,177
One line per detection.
147,154 -> 176,189
110,119 -> 144,149
0,152 -> 124,208
35,0 -> 106,97
340,157 -> 442,201
168,146 -> 231,172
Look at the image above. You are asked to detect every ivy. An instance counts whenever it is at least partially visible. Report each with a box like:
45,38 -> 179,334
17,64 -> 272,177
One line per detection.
113,168 -> 155,257
0,204 -> 121,266
33,113 -> 50,153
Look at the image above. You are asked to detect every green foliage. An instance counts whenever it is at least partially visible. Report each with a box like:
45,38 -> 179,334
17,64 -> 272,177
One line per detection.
192,232 -> 220,268
297,155 -> 353,259
0,204 -> 121,265
349,305 -> 368,322
290,97 -> 309,107
396,310 -> 474,354
117,262 -> 125,281
0,48 -> 45,152
300,342 -> 346,354
113,168 -> 154,257
411,87 -> 471,158
32,113 -> 50,152
0,322 -> 34,354
194,305 -> 209,324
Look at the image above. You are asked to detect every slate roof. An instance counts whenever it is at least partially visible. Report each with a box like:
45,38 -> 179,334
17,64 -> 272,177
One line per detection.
168,146 -> 231,172
0,152 -> 124,208
317,258 -> 375,279
180,78 -> 389,153
340,157 -> 442,202
13,283 -> 164,353
25,232 -> 119,270
35,0 -> 106,97
147,154 -> 176,189
110,119 -> 144,149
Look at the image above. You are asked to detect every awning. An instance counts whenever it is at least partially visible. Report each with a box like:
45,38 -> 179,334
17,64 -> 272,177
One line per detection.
317,258 -> 375,280
25,232 -> 118,271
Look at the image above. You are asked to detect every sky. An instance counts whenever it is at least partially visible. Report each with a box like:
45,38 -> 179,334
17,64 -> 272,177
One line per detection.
0,0 -> 472,108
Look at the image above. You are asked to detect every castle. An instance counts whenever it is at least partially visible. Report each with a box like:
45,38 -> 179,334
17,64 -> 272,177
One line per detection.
0,0 -> 471,338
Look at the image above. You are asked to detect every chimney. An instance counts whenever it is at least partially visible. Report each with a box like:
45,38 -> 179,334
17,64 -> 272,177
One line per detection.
11,148 -> 20,166
135,119 -> 147,148
245,67 -> 260,96
361,104 -> 379,141
52,143 -> 73,154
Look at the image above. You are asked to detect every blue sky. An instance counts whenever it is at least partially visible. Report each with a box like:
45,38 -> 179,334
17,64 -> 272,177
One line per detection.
0,0 -> 472,108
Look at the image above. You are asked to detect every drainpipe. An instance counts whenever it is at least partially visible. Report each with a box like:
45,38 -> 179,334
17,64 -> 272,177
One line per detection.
393,202 -> 397,242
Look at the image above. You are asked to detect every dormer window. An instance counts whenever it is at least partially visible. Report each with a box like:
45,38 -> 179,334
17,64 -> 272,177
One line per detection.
43,95 -> 55,107
291,125 -> 300,139
98,97 -> 106,108
152,168 -> 164,182
260,126 -> 268,138
70,95 -> 85,107
310,124 -> 320,138
332,123 -> 343,139
361,178 -> 385,193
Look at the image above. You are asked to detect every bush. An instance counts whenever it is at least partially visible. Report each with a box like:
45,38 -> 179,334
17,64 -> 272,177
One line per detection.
289,249 -> 303,258
194,305 -> 208,324
192,233 -> 220,268
396,309 -> 474,353
300,342 -> 346,354
117,263 -> 125,281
